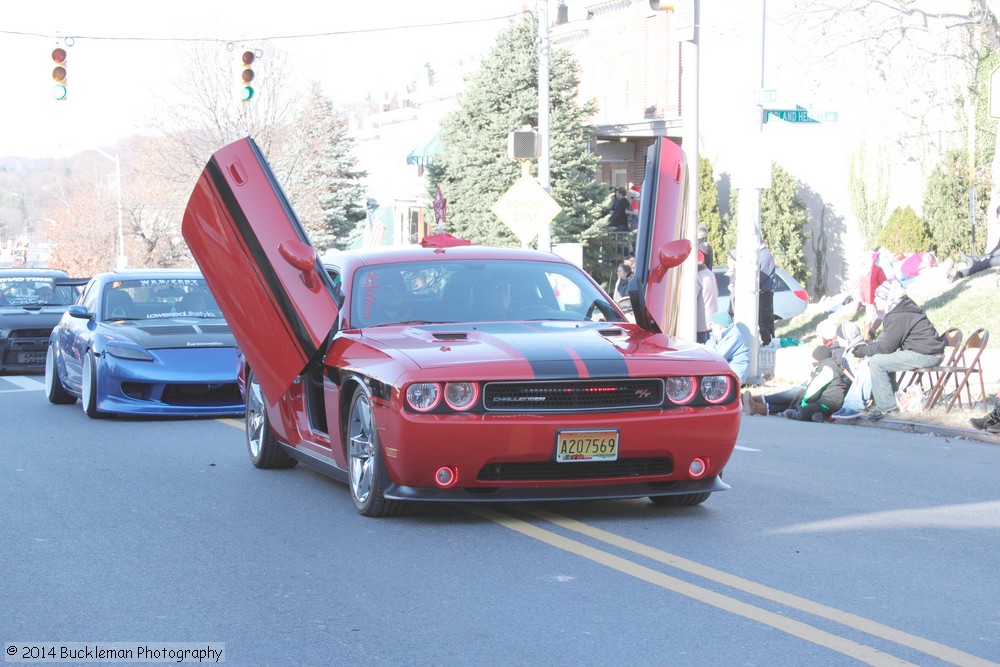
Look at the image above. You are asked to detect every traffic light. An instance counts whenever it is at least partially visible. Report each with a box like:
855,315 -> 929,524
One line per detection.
51,46 -> 67,100
239,50 -> 255,101
649,1 -> 674,9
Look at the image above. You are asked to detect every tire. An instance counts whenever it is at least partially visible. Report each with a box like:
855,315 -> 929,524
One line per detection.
347,387 -> 404,517
45,346 -> 76,405
81,351 -> 104,419
245,370 -> 297,469
650,492 -> 711,507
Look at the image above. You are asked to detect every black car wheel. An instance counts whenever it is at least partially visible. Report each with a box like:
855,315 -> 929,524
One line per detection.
347,387 -> 404,517
650,492 -> 711,507
45,346 -> 76,405
245,369 -> 296,469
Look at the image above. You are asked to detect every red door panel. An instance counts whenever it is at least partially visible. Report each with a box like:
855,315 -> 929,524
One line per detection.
631,137 -> 691,335
181,137 -> 339,402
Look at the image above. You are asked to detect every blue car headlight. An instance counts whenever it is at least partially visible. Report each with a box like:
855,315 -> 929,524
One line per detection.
104,343 -> 153,361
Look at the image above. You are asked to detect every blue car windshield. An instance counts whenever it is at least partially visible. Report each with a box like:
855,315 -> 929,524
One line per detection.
350,259 -> 622,327
102,278 -> 222,321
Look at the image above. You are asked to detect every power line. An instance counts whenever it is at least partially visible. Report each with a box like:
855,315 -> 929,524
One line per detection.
0,13 -> 525,43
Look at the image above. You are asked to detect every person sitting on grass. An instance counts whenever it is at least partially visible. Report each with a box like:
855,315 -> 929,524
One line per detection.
742,345 -> 848,422
704,311 -> 749,385
969,391 -> 1000,434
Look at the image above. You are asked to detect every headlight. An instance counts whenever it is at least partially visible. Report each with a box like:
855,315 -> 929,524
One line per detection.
104,344 -> 153,361
665,376 -> 697,404
444,382 -> 479,410
406,383 -> 440,412
700,375 -> 732,404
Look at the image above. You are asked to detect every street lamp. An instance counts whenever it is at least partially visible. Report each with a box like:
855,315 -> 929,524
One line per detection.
93,148 -> 127,270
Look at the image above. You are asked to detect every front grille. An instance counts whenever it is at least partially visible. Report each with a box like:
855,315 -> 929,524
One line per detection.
10,328 -> 52,339
483,379 -> 663,412
477,457 -> 672,482
122,382 -> 242,406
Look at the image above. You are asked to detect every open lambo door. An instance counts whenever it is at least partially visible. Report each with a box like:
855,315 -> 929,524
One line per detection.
182,137 -> 340,402
629,137 -> 691,335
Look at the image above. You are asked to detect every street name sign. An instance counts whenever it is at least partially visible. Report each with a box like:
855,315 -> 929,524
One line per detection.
763,106 -> 838,124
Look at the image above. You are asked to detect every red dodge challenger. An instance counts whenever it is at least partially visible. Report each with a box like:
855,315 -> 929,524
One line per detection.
182,137 -> 740,517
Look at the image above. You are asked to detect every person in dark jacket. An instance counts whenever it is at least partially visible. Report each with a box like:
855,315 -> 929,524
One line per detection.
608,187 -> 629,231
758,240 -> 780,345
743,345 -> 847,421
852,280 -> 945,421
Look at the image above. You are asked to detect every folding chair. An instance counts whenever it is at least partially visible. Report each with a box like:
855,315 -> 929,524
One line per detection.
924,328 -> 989,412
897,327 -> 961,401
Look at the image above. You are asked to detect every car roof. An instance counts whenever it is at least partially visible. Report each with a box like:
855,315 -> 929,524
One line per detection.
92,268 -> 205,282
0,268 -> 69,278
322,244 -> 571,270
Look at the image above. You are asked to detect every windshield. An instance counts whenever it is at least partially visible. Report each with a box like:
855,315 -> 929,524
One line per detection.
102,278 -> 222,321
0,276 -> 73,306
350,259 -> 622,327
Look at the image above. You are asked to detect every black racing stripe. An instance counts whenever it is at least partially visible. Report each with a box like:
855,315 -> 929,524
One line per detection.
475,322 -> 629,380
206,155 -> 318,360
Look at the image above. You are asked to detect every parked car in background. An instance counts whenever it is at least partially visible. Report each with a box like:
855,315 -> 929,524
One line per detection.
0,268 -> 86,373
714,266 -> 809,321
44,269 -> 244,418
181,137 -> 741,517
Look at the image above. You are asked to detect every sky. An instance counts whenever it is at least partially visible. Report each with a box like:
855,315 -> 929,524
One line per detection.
0,1 -> 533,159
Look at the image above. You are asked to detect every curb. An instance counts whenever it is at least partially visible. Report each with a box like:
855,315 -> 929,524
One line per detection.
843,417 -> 1000,444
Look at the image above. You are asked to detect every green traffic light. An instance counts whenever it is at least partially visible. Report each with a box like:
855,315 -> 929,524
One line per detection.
53,83 -> 67,101
240,85 -> 254,102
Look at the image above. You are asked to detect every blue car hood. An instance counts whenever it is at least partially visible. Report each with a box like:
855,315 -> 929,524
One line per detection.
108,318 -> 236,350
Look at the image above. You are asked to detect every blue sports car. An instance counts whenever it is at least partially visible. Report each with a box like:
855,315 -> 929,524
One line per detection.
44,269 -> 245,418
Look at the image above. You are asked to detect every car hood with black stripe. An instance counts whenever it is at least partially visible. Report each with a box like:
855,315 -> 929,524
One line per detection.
360,321 -> 725,379
106,319 -> 236,350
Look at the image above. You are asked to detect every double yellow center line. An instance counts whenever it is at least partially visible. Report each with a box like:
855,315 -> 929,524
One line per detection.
466,505 -> 997,667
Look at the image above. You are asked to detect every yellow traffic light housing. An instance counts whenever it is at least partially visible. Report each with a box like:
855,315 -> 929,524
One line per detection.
239,50 -> 255,101
51,47 -> 67,100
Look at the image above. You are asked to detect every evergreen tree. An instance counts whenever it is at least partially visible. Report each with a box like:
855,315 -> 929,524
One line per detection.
698,155 -> 723,261
428,15 -> 608,278
277,82 -> 368,252
923,148 -> 989,259
761,163 -> 809,286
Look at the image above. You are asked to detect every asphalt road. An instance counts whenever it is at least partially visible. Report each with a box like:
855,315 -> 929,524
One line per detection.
2,374 -> 999,667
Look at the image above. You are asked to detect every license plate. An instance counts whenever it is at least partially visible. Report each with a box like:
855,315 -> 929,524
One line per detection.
556,429 -> 619,462
18,352 -> 45,364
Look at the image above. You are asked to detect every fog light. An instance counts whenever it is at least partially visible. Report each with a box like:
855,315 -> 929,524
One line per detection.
435,466 -> 458,488
688,457 -> 709,479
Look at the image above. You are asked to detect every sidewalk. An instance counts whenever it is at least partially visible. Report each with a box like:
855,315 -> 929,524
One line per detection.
746,344 -> 1000,445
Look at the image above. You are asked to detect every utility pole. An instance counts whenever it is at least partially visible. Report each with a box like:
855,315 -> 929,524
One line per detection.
537,0 -> 552,252
734,0 -> 768,381
94,148 -> 127,270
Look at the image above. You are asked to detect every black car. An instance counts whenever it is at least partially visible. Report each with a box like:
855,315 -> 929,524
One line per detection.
0,269 -> 86,373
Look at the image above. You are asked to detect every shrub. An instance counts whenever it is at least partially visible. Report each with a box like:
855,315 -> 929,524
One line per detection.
877,206 -> 932,253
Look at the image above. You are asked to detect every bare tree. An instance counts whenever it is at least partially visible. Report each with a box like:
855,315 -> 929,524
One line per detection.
148,42 -> 299,187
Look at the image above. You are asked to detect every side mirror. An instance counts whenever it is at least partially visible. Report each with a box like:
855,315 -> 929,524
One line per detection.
650,238 -> 692,283
278,238 -> 319,290
68,305 -> 92,320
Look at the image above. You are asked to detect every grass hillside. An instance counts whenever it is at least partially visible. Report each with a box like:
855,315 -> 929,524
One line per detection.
773,264 -> 999,430
776,264 -> 1000,346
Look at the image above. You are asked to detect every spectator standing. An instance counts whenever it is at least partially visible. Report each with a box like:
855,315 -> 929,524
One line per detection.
695,250 -> 718,344
613,261 -> 633,300
705,311 -> 750,385
758,240 -> 780,346
851,281 -> 945,421
858,249 -> 888,337
609,187 -> 629,231
697,225 -> 714,270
